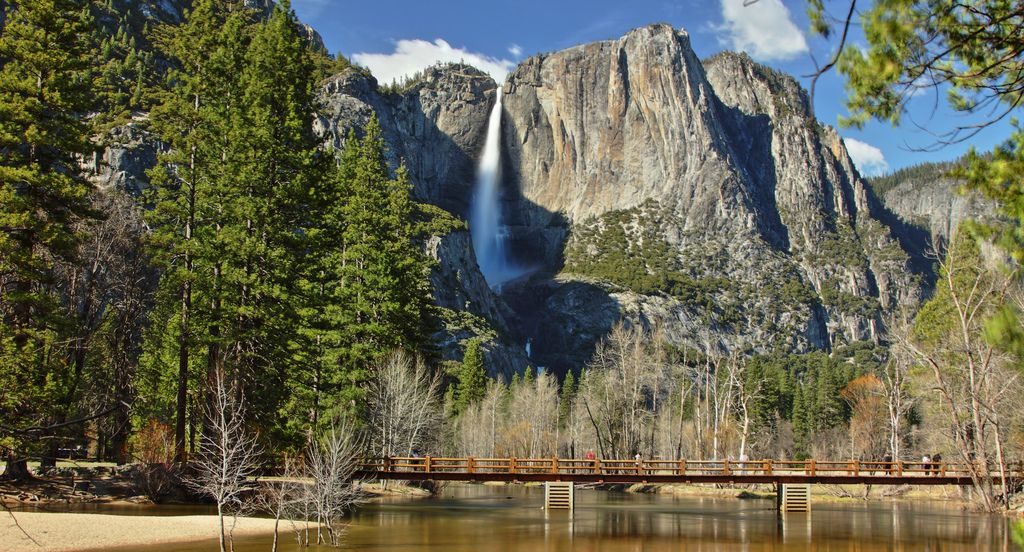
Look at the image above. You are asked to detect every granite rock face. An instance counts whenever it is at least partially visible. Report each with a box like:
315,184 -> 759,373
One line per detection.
88,19 -> 942,376
495,26 -> 923,371
85,121 -> 162,195
880,171 -> 995,252
317,65 -> 497,215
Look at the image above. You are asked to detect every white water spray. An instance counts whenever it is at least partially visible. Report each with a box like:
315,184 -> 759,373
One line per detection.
470,90 -> 520,288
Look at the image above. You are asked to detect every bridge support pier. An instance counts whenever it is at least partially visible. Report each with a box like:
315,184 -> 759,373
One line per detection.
778,483 -> 811,512
544,482 -> 574,511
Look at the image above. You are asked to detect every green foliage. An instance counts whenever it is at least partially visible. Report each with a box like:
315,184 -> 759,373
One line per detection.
559,370 -> 577,424
89,0 -> 161,130
452,339 -> 487,415
810,224 -> 870,270
741,346 -> 879,458
142,1 -> 441,447
824,0 -> 1023,130
0,0 -> 99,457
820,279 -> 881,318
563,202 -> 743,324
867,158 -> 961,198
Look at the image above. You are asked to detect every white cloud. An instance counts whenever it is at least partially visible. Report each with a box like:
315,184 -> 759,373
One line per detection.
717,0 -> 808,61
352,39 -> 517,85
844,137 -> 889,177
508,44 -> 523,58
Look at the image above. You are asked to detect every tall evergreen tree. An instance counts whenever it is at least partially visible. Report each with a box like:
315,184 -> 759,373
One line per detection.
0,0 -> 98,476
454,339 -> 487,415
559,370 -> 576,424
219,0 -> 324,437
301,114 -> 435,430
143,0 -> 251,460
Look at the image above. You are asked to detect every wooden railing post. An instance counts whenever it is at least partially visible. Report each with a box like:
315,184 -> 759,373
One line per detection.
765,459 -> 772,475
595,458 -> 602,476
853,460 -> 859,476
679,459 -> 686,476
808,460 -> 816,476
383,456 -> 392,472
940,462 -> 946,477
897,461 -> 903,477
510,457 -> 517,474
551,457 -> 559,474
723,459 -> 731,476
468,457 -> 476,474
424,455 -> 432,473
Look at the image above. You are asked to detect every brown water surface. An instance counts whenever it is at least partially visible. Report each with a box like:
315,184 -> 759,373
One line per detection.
61,484 -> 1024,551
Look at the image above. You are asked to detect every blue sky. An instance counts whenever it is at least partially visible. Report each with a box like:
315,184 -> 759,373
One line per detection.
292,0 -> 1013,176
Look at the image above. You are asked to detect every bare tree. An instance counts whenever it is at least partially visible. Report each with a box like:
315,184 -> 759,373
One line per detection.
304,418 -> 363,547
255,456 -> 306,552
578,323 -> 667,459
366,350 -> 442,457
456,377 -> 506,457
187,371 -> 262,552
725,350 -> 760,462
881,320 -> 917,460
504,372 -> 559,457
896,235 -> 1018,510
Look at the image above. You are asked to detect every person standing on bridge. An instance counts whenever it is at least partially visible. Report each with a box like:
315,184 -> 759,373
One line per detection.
931,453 -> 942,476
634,452 -> 643,475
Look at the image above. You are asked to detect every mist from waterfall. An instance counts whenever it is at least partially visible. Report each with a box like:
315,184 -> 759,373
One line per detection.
470,90 -> 521,289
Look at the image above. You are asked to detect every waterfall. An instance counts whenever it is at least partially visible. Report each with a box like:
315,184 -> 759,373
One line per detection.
470,90 -> 519,289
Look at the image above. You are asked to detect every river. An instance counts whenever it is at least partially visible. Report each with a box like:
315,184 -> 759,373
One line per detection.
55,483 -> 1023,551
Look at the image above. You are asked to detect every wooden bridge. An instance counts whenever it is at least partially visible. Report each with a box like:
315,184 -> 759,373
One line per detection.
354,456 -> 1022,513
354,456 -> 1023,487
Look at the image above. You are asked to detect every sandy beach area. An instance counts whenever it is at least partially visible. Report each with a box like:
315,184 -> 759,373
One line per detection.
2,511 -> 281,552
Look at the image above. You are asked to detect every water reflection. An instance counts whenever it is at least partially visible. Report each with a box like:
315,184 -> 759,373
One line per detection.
76,483 -> 1021,551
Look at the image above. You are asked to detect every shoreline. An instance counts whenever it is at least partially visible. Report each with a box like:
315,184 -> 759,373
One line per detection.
1,511 -> 282,552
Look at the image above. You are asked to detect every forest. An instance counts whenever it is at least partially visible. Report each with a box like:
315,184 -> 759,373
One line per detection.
2,0 -> 1024,528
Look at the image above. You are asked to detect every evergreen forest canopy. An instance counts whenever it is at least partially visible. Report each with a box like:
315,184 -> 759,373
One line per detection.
0,0 -> 440,472
0,0 -> 1022,514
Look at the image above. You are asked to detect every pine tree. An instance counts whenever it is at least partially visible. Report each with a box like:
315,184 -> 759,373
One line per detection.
523,366 -> 535,384
454,339 -> 487,415
303,113 -> 435,429
559,370 -> 577,424
219,0 -> 324,435
791,384 -> 810,459
144,0 -> 249,460
0,0 -> 98,476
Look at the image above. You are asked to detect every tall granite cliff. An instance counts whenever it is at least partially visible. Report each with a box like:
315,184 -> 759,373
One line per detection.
482,26 -> 922,373
91,20 -> 934,376
869,160 -> 996,255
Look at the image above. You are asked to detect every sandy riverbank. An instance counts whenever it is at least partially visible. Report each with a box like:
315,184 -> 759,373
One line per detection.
1,511 -> 281,552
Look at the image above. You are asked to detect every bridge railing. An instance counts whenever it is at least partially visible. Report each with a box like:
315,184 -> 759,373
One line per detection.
357,457 -> 1024,479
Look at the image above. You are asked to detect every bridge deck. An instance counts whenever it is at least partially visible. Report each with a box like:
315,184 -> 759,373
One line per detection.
353,457 -> 1024,486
